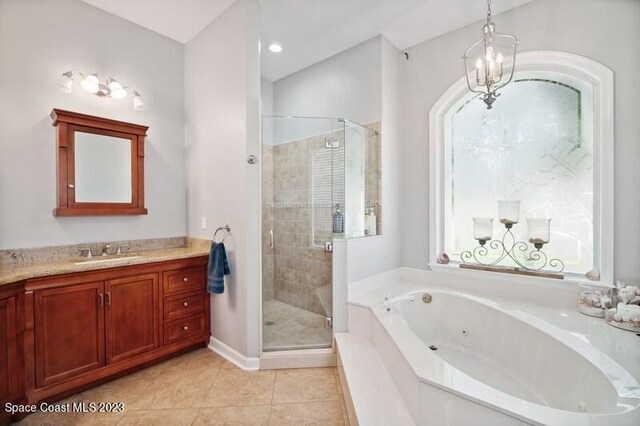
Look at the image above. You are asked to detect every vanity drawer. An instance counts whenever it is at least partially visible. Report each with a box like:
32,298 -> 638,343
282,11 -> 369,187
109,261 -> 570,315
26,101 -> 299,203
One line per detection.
164,313 -> 207,345
164,291 -> 206,322
163,267 -> 206,295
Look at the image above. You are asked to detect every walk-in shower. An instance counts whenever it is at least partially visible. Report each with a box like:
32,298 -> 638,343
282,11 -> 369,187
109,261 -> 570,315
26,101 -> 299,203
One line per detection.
261,116 -> 380,352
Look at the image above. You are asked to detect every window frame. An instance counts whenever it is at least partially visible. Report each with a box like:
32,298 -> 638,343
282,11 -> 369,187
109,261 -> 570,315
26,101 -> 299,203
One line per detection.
428,51 -> 614,284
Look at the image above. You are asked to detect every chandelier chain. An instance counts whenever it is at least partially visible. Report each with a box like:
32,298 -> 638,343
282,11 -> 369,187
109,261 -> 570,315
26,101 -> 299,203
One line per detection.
486,0 -> 492,24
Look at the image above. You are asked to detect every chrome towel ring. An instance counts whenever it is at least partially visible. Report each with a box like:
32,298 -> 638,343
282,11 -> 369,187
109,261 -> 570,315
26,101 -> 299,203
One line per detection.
213,225 -> 231,243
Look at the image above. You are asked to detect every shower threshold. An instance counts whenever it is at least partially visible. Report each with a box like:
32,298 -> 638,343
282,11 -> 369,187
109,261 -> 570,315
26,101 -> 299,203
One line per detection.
263,343 -> 331,352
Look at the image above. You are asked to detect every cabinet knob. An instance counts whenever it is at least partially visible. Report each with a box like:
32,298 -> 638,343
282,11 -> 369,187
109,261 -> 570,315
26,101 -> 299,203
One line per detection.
183,326 -> 189,331
183,301 -> 189,307
183,277 -> 188,282
68,183 -> 75,189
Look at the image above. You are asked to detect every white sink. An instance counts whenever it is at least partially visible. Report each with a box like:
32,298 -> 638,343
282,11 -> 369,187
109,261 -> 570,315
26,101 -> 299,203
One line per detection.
74,255 -> 142,265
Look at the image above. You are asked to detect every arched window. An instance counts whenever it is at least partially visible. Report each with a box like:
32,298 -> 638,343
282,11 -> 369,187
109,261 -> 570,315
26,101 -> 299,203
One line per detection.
429,52 -> 613,282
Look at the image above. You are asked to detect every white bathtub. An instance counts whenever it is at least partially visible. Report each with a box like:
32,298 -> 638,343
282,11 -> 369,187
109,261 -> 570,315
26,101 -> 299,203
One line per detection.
347,273 -> 640,425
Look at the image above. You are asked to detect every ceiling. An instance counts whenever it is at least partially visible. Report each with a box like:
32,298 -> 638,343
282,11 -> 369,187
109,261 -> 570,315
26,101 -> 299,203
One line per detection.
81,0 -> 237,43
82,0 -> 533,81
261,0 -> 533,81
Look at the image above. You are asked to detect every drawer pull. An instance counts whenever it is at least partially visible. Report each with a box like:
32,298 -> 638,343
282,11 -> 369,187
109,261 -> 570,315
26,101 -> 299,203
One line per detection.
183,301 -> 189,307
183,326 -> 189,331
183,277 -> 188,282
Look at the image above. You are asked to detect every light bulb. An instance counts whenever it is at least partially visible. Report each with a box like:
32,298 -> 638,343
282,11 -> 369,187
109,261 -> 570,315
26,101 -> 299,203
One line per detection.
132,92 -> 147,111
496,52 -> 504,64
268,43 -> 283,53
108,79 -> 122,91
107,78 -> 127,99
485,46 -> 493,61
111,88 -> 127,99
80,74 -> 100,94
475,58 -> 483,69
57,72 -> 73,94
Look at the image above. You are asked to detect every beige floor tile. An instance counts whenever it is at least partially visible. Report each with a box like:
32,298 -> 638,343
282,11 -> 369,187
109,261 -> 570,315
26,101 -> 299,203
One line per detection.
117,408 -> 198,426
221,360 -> 240,370
163,348 -> 225,372
125,361 -> 168,381
153,359 -> 220,388
272,368 -> 338,404
268,401 -> 344,426
14,410 -> 51,426
133,368 -> 219,410
44,411 -> 125,426
201,369 -> 276,407
67,373 -> 154,412
14,350 -> 344,426
192,405 -> 272,425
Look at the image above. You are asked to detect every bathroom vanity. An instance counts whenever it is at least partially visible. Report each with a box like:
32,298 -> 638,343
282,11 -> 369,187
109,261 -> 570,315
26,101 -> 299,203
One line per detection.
0,249 -> 210,424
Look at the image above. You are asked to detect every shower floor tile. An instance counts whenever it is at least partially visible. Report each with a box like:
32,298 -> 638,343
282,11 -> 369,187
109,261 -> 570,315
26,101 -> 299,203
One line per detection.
263,299 -> 332,351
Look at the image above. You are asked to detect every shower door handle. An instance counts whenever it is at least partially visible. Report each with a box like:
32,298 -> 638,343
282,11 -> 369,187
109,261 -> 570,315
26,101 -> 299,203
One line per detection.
269,229 -> 274,250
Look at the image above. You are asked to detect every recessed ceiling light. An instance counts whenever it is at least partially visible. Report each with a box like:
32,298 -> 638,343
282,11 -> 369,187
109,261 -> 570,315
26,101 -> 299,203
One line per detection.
268,43 -> 283,53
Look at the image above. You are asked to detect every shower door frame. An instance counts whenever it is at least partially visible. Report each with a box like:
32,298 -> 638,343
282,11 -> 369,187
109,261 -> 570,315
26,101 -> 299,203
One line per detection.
259,115 -> 342,364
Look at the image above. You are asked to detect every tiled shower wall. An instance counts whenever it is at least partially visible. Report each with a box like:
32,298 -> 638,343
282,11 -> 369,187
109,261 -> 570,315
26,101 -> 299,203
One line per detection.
365,121 -> 381,233
262,122 -> 381,316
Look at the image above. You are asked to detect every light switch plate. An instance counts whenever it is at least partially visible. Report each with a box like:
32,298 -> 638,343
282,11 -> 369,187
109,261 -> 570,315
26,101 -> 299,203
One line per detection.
201,216 -> 207,230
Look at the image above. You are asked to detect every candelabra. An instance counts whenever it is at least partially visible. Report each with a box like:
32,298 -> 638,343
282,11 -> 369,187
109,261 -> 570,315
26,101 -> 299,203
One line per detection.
460,200 -> 565,278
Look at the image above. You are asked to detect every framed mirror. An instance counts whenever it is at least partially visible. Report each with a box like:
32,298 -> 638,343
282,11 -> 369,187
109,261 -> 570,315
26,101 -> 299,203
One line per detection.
50,109 -> 148,216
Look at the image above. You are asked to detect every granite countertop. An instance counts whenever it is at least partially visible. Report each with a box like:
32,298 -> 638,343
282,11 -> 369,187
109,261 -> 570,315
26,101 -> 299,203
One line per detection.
0,245 -> 210,287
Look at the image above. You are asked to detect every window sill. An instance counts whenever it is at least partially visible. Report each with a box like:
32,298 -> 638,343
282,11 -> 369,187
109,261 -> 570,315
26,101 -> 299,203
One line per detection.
428,262 -> 613,289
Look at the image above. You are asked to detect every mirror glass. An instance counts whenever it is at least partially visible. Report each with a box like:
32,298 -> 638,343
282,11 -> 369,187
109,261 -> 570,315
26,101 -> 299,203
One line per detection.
74,132 -> 132,203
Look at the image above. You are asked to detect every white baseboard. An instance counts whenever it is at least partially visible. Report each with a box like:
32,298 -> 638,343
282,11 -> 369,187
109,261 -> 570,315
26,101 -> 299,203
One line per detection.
259,348 -> 336,370
208,336 -> 260,371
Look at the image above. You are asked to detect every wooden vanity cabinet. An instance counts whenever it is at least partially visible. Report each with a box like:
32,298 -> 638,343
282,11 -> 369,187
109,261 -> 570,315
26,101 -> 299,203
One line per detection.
0,284 -> 23,426
20,256 -> 209,407
0,296 -> 19,401
105,273 -> 160,364
34,281 -> 106,388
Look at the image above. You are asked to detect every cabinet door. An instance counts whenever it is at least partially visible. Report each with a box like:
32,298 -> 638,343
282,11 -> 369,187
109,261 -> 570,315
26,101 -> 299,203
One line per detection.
0,296 -> 18,403
35,282 -> 105,388
105,273 -> 159,364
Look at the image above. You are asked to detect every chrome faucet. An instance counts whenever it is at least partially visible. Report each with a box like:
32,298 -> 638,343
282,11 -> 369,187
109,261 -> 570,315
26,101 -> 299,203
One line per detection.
101,243 -> 111,256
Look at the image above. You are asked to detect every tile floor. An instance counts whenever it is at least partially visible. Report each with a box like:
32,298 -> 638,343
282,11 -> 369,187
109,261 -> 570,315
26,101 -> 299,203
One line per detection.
16,348 -> 349,425
262,300 -> 332,351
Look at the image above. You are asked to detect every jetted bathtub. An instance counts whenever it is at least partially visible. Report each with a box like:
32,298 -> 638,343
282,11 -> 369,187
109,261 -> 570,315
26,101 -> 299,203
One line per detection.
357,286 -> 640,425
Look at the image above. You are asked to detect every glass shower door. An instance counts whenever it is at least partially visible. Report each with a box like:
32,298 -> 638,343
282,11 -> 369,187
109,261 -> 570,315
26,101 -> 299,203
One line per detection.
261,116 -> 342,352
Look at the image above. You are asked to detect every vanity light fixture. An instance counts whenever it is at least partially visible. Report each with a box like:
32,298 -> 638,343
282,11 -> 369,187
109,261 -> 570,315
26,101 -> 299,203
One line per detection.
268,43 -> 283,53
57,69 -> 147,111
131,91 -> 147,111
462,0 -> 518,109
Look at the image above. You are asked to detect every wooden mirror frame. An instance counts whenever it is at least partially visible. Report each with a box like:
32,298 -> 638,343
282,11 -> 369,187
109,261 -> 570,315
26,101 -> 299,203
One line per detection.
51,109 -> 149,216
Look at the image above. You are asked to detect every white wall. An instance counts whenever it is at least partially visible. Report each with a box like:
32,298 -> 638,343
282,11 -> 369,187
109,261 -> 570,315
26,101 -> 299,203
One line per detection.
0,0 -> 186,249
271,37 -> 382,143
185,0 -> 261,359
399,0 -> 640,280
337,37 -> 404,293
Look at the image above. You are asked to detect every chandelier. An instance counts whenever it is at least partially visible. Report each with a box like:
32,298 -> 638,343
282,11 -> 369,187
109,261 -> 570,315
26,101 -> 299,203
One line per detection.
462,0 -> 518,109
